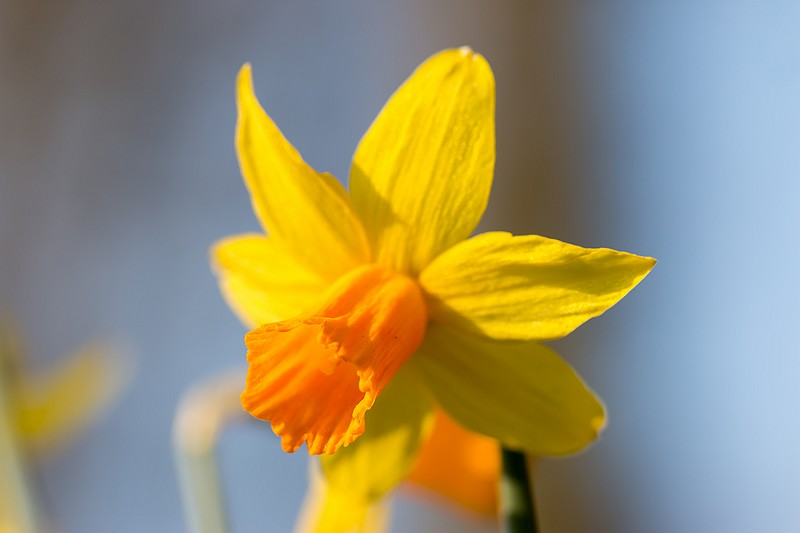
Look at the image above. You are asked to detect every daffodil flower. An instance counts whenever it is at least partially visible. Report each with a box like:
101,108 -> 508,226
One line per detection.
212,47 -> 654,529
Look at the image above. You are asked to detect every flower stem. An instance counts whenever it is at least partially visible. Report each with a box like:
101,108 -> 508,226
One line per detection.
173,370 -> 247,533
500,447 -> 538,533
0,324 -> 46,533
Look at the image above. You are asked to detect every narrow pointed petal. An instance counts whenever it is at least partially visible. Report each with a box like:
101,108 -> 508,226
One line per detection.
406,410 -> 499,516
420,231 -> 656,341
412,323 -> 606,456
236,65 -> 370,278
242,266 -> 427,455
350,48 -> 495,275
320,366 -> 435,506
211,233 -> 326,326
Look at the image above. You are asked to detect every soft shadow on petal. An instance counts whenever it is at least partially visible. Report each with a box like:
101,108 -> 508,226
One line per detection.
420,231 -> 656,341
320,366 -> 435,505
411,322 -> 606,456
350,47 -> 495,275
300,367 -> 432,532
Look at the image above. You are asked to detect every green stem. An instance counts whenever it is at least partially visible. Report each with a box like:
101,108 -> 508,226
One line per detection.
500,448 -> 538,533
0,327 -> 46,533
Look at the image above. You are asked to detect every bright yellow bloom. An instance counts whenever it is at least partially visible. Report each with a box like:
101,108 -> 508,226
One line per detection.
212,47 -> 654,527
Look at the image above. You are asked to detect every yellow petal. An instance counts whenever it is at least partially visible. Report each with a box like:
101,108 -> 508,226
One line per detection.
14,341 -> 127,456
236,65 -> 370,278
420,231 -> 656,341
411,323 -> 606,456
406,409 -> 499,516
294,461 -> 391,533
304,489 -> 388,533
350,48 -> 495,275
243,266 -> 428,455
319,365 -> 435,513
211,233 -> 326,326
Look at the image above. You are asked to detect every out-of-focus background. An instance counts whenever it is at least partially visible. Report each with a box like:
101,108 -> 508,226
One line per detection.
1,1 -> 798,532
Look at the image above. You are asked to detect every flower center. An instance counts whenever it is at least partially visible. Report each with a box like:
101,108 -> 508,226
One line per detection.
241,264 -> 428,455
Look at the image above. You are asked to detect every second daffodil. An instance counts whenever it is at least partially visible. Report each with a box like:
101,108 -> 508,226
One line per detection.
212,47 -> 655,526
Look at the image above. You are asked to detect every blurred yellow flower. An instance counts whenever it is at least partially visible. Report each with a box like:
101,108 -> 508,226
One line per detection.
212,47 -> 654,530
0,316 -> 127,532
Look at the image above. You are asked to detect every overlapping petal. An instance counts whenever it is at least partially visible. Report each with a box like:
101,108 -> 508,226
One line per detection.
420,231 -> 657,341
211,233 -> 326,326
236,65 -> 370,279
318,366 -> 435,529
350,48 -> 495,275
406,410 -> 499,515
411,323 -> 606,455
